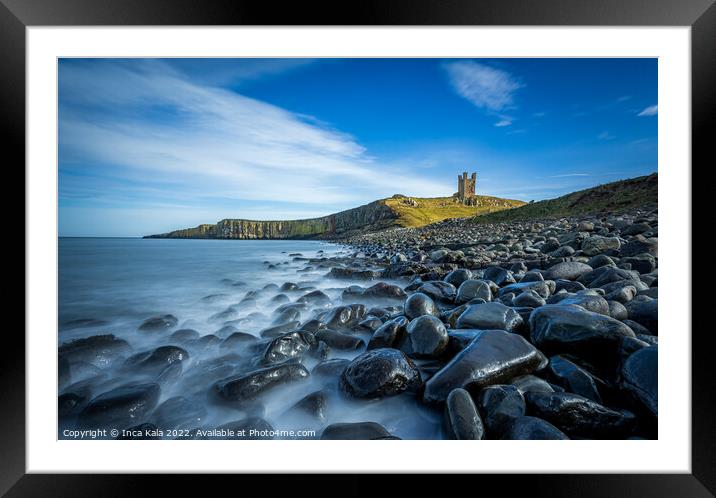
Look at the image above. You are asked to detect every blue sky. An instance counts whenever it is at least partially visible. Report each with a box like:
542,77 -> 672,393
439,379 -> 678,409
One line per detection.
58,58 -> 657,237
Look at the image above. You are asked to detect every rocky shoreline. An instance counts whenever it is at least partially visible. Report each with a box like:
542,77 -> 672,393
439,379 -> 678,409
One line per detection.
59,206 -> 657,440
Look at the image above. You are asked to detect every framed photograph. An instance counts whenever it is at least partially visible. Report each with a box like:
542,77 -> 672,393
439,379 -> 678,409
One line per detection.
7,0 -> 712,494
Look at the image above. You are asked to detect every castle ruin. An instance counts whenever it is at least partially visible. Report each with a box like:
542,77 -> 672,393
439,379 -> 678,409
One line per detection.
456,171 -> 477,203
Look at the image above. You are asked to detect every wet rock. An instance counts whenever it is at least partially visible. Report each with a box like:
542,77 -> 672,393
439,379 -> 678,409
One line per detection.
170,328 -> 201,342
404,292 -> 438,319
621,222 -> 651,236
499,280 -> 552,298
213,363 -> 310,405
209,307 -> 239,323
443,388 -> 485,439
500,416 -> 569,440
78,383 -> 161,430
620,345 -> 657,418
455,302 -> 524,332
271,294 -> 290,305
320,422 -> 392,440
456,279 -> 493,304
545,261 -> 593,281
525,391 -> 635,439
407,315 -> 448,357
581,236 -> 620,256
417,281 -> 457,303
483,266 -> 516,286
125,345 -> 189,375
59,389 -> 91,418
445,329 -> 481,358
259,321 -> 301,339
280,282 -> 299,292
283,390 -> 327,422
299,319 -> 326,333
423,330 -> 547,404
58,334 -> 131,369
605,285 -> 637,304
324,305 -> 364,330
362,282 -> 407,301
261,331 -> 317,364
624,298 -> 658,334
546,355 -> 602,403
368,316 -> 409,349
340,348 -> 422,398
138,314 -> 178,332
354,317 -> 383,333
312,358 -> 351,378
608,300 -> 628,320
620,238 -> 657,257
530,304 -> 635,368
477,384 -> 526,437
221,331 -> 258,349
150,396 -> 206,429
511,374 -> 557,395
62,318 -> 109,329
587,254 -> 616,269
557,293 -> 610,316
621,255 -> 656,274
587,267 -> 641,288
327,267 -> 380,280
297,290 -> 331,306
512,290 -> 546,308
444,269 -> 473,288
341,285 -> 365,300
315,329 -> 365,350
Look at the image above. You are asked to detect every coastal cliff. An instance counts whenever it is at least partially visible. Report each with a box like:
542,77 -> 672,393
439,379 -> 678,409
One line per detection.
144,194 -> 525,240
145,200 -> 398,240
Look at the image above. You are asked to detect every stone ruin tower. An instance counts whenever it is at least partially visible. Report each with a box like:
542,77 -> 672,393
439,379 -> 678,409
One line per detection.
457,171 -> 477,202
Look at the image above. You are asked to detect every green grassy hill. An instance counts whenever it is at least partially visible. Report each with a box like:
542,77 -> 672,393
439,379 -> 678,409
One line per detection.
473,173 -> 657,224
384,194 -> 526,228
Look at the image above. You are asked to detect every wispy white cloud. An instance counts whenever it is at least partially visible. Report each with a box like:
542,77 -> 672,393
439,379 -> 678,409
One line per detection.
444,61 -> 523,113
494,118 -> 512,127
637,105 -> 658,117
59,60 -> 440,224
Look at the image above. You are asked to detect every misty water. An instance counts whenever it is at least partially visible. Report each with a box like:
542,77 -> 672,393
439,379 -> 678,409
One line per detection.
59,238 -> 441,439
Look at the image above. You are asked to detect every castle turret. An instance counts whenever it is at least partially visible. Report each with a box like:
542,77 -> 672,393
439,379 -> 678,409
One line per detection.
457,171 -> 477,201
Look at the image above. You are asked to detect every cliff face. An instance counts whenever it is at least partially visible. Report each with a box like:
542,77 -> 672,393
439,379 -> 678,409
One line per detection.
145,200 -> 398,240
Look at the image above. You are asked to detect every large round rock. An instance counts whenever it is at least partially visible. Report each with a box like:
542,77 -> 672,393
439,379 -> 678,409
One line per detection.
213,363 -> 310,405
524,391 -> 636,439
404,292 -> 438,319
407,315 -> 448,357
456,280 -> 493,304
444,388 -> 485,439
544,261 -> 593,281
620,345 -> 657,418
529,304 -> 635,369
340,348 -> 422,398
477,384 -> 526,437
78,383 -> 160,430
455,302 -> 524,332
423,330 -> 547,404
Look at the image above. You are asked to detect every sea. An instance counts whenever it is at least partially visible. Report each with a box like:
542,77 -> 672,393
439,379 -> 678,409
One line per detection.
58,237 -> 442,439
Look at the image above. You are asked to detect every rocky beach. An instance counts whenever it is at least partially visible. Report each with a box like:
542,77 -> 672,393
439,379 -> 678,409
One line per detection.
59,203 -> 658,440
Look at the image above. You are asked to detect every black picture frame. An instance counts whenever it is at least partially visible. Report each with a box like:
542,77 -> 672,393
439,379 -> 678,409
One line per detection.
4,0 -> 711,495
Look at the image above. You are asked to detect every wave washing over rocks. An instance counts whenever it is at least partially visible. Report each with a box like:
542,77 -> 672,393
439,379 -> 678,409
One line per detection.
59,207 -> 657,440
